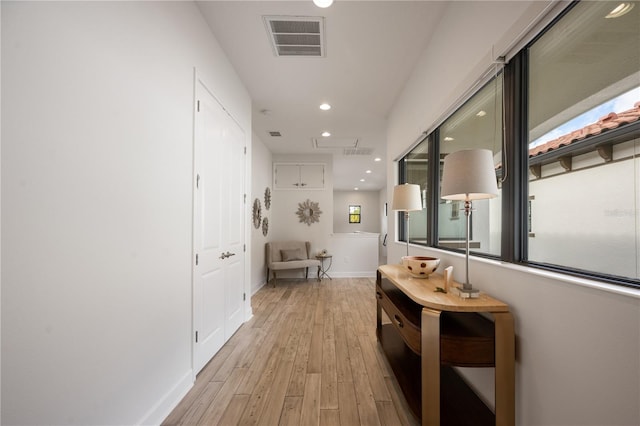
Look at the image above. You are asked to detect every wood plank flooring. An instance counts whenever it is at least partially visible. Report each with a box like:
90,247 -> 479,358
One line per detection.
162,277 -> 418,426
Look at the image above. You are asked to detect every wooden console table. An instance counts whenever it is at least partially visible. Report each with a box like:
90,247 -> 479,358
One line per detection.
376,264 -> 515,426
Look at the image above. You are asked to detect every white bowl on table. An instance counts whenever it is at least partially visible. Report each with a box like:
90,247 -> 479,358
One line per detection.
401,256 -> 440,278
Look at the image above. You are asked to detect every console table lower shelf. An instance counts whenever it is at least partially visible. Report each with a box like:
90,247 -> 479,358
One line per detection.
376,265 -> 515,426
378,323 -> 495,425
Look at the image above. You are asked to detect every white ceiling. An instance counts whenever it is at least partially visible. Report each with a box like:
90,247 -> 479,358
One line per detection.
197,0 -> 448,191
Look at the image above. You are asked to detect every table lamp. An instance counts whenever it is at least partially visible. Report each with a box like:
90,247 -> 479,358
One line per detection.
392,183 -> 422,256
441,149 -> 498,296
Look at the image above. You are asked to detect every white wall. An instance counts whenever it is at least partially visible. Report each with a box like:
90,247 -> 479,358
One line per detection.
1,2 -> 251,424
250,132 -> 273,293
325,190 -> 385,278
328,233 -> 379,278
529,147 -> 639,278
269,154 -> 333,278
387,1 -> 640,425
267,155 -> 384,280
333,190 -> 380,233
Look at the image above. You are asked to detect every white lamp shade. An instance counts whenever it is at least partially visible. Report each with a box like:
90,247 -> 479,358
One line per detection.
392,183 -> 422,211
441,149 -> 498,201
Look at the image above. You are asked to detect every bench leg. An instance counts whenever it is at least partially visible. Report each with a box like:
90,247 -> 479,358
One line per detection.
317,266 -> 321,281
305,267 -> 309,279
272,271 -> 277,288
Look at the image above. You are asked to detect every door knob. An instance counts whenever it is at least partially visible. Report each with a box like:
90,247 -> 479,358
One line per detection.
220,251 -> 236,259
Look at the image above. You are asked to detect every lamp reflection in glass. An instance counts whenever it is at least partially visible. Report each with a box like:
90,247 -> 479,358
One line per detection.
392,183 -> 422,256
441,149 -> 498,296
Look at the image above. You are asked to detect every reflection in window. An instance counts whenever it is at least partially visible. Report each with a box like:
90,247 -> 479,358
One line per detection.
439,75 -> 503,256
527,1 -> 640,279
399,139 -> 428,245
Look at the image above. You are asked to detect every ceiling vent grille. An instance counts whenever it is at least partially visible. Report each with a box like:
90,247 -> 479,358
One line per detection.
263,16 -> 325,57
313,137 -> 358,149
343,147 -> 374,156
268,131 -> 282,137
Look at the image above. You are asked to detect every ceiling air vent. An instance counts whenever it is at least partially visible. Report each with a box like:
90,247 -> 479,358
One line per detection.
263,16 -> 325,57
268,131 -> 282,137
313,137 -> 358,149
343,147 -> 374,156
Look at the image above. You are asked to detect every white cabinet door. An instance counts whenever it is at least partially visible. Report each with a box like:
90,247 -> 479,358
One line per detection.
274,164 -> 302,189
300,164 -> 324,188
274,163 -> 325,189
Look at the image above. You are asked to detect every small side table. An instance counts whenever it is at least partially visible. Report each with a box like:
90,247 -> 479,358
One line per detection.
316,254 -> 333,280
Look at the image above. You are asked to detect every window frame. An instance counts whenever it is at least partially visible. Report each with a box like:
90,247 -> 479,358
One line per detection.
397,0 -> 640,289
348,205 -> 361,224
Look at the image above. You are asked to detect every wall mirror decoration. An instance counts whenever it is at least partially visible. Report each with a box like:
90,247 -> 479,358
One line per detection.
296,199 -> 322,226
252,198 -> 262,229
264,187 -> 271,210
262,217 -> 269,236
349,205 -> 361,223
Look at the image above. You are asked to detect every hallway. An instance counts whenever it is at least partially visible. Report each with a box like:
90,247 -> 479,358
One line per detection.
162,277 -> 416,425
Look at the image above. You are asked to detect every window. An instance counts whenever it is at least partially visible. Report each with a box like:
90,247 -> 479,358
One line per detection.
398,76 -> 503,256
438,75 -> 503,256
397,1 -> 640,286
398,138 -> 428,245
349,205 -> 361,223
527,1 -> 640,280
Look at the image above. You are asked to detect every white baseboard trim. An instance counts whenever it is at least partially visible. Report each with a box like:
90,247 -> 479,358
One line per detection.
137,369 -> 193,425
251,274 -> 375,287
252,280 -> 267,295
329,271 -> 377,278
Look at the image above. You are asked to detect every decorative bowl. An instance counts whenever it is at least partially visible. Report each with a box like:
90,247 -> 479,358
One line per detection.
401,256 -> 440,278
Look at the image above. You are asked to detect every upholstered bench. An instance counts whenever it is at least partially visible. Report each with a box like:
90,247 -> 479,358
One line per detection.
266,241 -> 321,287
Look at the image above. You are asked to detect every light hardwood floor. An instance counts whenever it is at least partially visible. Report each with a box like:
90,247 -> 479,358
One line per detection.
162,277 -> 418,426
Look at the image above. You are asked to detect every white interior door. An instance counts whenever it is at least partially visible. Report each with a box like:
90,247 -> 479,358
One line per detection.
222,112 -> 245,339
193,75 -> 246,374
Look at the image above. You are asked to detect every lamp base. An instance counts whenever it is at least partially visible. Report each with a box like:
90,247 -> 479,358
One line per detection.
453,286 -> 480,299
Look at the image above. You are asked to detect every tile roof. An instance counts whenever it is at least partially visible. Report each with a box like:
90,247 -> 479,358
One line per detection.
529,101 -> 640,157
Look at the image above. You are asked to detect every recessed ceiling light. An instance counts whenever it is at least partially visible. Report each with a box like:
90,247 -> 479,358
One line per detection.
321,131 -> 331,137
476,110 -> 487,117
366,170 -> 372,174
313,0 -> 334,8
360,179 -> 365,182
319,103 -> 331,111
354,187 -> 359,191
606,2 -> 634,18
444,136 -> 454,141
374,157 -> 381,162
